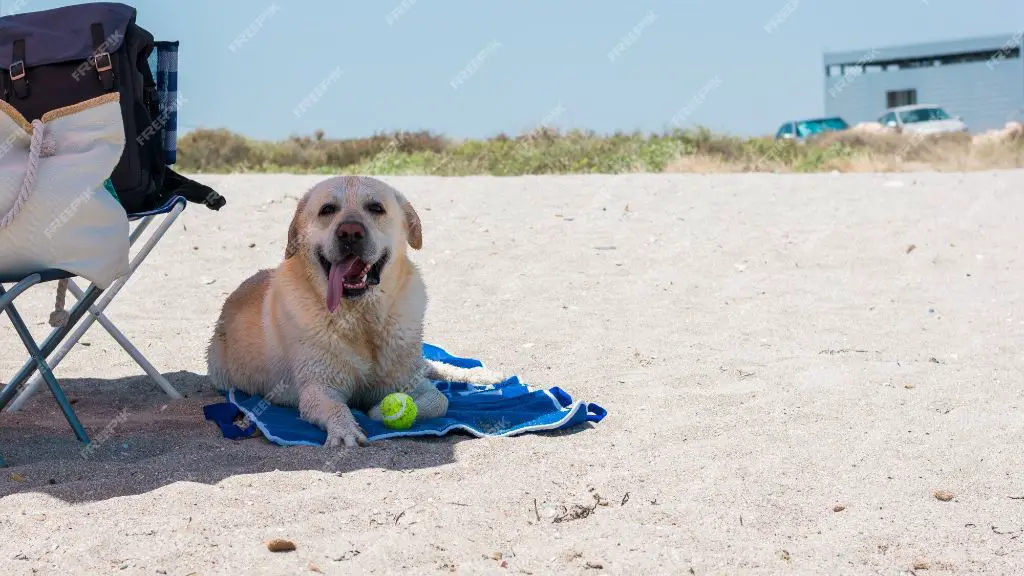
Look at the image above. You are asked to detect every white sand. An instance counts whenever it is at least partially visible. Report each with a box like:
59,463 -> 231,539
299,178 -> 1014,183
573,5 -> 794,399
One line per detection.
1,172 -> 1022,575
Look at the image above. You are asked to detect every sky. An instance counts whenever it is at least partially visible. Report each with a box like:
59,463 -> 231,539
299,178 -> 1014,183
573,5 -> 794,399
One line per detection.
7,0 -> 1024,140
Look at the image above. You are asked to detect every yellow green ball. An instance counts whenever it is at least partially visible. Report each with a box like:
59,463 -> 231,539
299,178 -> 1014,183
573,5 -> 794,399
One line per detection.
380,392 -> 417,430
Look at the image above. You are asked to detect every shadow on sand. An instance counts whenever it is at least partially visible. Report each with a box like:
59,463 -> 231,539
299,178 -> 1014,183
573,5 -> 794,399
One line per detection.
0,371 -> 471,503
1,370 -> 595,503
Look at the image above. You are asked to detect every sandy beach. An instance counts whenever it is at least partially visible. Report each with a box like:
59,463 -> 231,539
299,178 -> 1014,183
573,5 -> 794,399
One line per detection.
1,171 -> 1022,575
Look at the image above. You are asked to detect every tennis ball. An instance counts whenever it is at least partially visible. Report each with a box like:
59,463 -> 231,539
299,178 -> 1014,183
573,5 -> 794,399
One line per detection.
380,392 -> 417,430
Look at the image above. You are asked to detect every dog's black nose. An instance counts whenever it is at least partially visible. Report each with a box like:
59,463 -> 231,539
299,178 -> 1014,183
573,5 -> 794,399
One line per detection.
336,220 -> 366,248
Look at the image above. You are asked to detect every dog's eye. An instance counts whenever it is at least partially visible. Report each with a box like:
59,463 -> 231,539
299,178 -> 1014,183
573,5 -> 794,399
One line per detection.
365,202 -> 386,215
318,204 -> 338,217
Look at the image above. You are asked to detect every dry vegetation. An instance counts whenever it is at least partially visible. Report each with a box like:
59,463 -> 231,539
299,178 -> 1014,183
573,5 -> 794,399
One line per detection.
175,125 -> 1024,175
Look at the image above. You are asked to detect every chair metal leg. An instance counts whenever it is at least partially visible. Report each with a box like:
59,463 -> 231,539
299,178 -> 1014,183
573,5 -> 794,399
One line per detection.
0,273 -> 42,310
7,202 -> 186,410
7,283 -> 123,412
0,285 -> 103,412
0,278 -> 45,466
1,293 -> 89,443
66,280 -> 183,399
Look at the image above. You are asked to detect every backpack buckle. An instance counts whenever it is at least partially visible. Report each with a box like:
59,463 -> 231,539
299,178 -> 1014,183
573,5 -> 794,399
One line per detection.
92,52 -> 112,73
9,60 -> 25,81
92,52 -> 114,91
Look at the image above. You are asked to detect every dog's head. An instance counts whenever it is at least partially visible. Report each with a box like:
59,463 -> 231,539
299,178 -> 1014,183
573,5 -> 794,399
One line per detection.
285,176 -> 422,312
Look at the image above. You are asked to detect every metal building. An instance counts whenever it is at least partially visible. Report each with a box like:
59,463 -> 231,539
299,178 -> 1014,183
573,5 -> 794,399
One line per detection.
823,33 -> 1023,133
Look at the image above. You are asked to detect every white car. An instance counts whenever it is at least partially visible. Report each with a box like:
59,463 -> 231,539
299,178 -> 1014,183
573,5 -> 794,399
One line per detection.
877,104 -> 968,135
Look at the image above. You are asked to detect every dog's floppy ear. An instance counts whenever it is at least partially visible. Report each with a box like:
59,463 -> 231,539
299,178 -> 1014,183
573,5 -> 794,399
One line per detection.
393,189 -> 422,250
284,193 -> 310,259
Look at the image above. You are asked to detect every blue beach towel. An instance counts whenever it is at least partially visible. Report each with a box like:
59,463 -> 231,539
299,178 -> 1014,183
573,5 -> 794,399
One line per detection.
203,343 -> 606,446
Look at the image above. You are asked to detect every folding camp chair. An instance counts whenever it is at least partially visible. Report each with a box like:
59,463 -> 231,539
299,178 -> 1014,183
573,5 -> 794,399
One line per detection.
0,41 -> 204,466
0,195 -> 185,434
2,194 -> 188,408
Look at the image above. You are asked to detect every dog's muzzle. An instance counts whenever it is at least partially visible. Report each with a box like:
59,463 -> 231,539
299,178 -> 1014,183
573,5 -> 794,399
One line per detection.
319,247 -> 389,312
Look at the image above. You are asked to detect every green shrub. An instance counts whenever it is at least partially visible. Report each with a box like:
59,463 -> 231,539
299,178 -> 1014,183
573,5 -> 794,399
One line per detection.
175,127 -> 1024,174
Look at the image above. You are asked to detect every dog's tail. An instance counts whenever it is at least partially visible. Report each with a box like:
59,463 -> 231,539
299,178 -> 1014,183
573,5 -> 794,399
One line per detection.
424,359 -> 506,386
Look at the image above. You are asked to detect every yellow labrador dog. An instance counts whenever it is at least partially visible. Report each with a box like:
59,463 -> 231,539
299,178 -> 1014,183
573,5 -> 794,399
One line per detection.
207,176 -> 504,447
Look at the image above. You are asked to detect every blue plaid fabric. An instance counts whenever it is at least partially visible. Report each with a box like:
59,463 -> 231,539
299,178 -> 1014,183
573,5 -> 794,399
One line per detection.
147,41 -> 179,165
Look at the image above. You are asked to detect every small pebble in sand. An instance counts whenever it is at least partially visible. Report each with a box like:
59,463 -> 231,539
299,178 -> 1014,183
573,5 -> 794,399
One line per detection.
266,539 -> 296,552
832,505 -> 845,512
933,490 -> 954,502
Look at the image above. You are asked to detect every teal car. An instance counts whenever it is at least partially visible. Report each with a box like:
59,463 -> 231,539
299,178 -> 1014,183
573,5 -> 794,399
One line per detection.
774,117 -> 850,141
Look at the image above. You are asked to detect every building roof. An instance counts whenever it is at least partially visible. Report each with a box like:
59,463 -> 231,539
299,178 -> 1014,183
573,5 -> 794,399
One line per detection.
823,33 -> 1022,66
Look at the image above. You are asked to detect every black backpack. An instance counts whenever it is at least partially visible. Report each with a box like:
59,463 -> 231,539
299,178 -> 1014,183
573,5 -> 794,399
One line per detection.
0,1 -> 224,213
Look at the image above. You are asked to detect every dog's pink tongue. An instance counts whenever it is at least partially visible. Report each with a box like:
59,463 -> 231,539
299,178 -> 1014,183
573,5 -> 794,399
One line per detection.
326,263 -> 344,313
326,257 -> 363,313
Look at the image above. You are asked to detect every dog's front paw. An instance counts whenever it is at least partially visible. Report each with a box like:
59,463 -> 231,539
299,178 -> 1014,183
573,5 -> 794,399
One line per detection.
325,419 -> 367,448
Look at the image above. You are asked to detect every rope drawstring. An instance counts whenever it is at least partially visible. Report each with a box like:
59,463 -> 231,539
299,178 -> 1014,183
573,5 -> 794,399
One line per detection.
0,121 -> 68,328
49,278 -> 70,328
0,119 -> 47,230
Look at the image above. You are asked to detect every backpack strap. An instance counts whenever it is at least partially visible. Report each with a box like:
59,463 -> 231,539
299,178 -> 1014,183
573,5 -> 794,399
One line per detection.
162,167 -> 227,211
9,39 -> 28,99
139,46 -> 161,120
89,23 -> 115,91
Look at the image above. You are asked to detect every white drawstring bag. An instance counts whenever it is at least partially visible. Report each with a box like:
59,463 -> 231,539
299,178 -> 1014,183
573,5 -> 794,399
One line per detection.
0,94 -> 129,290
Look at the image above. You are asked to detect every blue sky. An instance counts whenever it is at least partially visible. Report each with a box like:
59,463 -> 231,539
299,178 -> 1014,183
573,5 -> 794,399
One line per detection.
9,0 -> 1024,140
